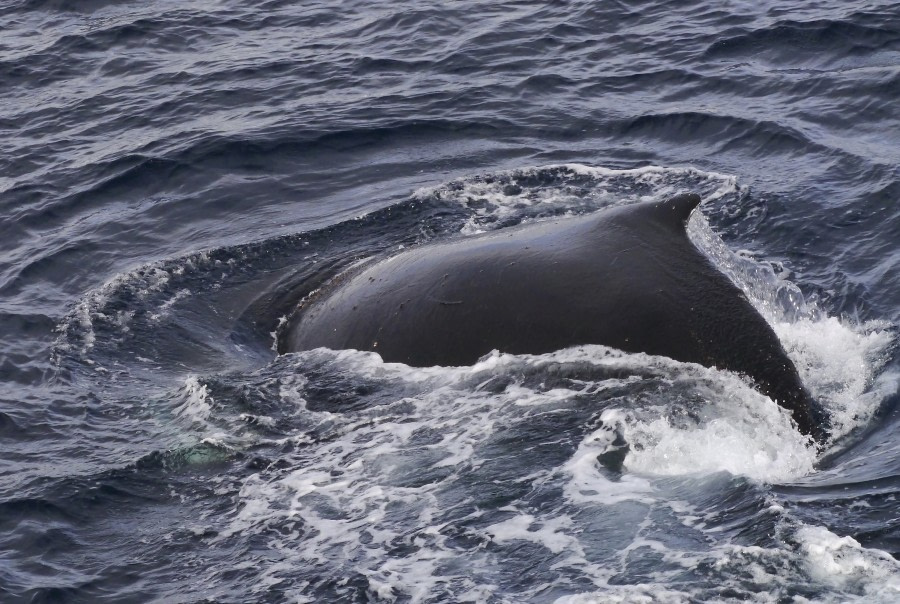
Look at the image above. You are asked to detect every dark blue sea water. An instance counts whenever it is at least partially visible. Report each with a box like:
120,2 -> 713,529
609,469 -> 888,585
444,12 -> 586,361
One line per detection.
2,1 -> 899,602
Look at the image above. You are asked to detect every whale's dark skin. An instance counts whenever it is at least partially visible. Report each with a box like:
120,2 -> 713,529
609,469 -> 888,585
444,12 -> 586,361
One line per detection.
281,193 -> 830,442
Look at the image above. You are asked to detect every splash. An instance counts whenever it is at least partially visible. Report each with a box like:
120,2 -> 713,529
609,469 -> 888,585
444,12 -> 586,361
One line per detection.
687,210 -> 895,440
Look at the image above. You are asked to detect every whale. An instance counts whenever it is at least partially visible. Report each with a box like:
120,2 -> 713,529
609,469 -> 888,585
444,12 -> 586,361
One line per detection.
280,193 -> 830,442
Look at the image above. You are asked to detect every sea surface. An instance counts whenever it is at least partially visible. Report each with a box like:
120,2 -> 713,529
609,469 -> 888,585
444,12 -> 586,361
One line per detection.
2,1 -> 899,602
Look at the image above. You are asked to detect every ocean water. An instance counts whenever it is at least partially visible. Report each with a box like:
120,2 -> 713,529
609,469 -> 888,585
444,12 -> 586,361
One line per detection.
1,1 -> 899,602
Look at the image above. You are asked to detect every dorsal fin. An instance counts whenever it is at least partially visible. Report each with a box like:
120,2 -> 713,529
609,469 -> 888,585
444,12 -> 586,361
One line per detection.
649,193 -> 702,230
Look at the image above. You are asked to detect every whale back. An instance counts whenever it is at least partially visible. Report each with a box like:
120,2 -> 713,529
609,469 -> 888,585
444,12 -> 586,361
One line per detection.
282,194 -> 829,441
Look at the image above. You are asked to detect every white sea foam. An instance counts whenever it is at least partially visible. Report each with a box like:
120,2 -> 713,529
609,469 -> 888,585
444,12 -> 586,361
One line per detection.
563,430 -> 657,505
54,250 -> 226,359
215,339 -> 889,600
554,586 -> 693,604
56,261 -> 175,354
206,324 -> 900,602
175,376 -> 213,426
796,525 -> 900,599
148,287 -> 191,322
774,317 -> 895,438
486,514 -> 578,554
413,163 -> 738,235
547,521 -> 900,604
614,396 -> 818,482
170,376 -> 257,447
563,163 -> 739,202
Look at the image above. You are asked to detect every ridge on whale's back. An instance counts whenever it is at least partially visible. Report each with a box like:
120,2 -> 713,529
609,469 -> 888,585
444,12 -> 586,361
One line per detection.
282,193 -> 829,442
